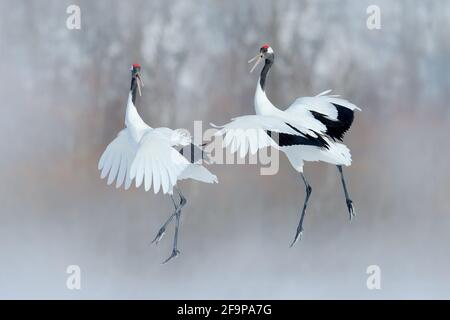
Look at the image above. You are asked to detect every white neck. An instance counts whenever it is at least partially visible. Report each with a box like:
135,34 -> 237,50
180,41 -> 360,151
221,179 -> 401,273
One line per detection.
125,92 -> 150,141
254,78 -> 279,116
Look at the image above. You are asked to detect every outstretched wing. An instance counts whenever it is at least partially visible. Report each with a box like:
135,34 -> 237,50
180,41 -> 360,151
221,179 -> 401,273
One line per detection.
212,115 -> 309,158
286,91 -> 361,141
129,129 -> 190,194
98,129 -> 138,190
178,164 -> 218,184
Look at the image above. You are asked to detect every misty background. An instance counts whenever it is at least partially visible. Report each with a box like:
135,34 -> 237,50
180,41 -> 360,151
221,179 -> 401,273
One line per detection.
0,0 -> 449,299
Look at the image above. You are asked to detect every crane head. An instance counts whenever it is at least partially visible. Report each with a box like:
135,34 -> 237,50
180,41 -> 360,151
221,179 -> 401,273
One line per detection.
248,44 -> 274,73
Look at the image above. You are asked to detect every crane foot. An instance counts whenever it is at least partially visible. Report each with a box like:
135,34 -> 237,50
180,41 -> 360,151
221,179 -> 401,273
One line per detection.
162,249 -> 180,264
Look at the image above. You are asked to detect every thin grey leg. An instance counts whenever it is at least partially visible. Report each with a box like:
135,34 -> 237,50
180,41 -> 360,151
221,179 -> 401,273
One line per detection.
337,165 -> 355,221
151,195 -> 178,245
290,173 -> 312,247
162,187 -> 187,264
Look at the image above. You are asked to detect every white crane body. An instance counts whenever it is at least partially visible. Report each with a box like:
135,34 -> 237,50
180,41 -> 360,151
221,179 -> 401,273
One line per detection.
214,44 -> 360,245
99,64 -> 217,263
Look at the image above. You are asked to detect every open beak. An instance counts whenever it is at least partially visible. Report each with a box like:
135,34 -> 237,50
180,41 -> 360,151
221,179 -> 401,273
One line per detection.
136,72 -> 144,96
248,53 -> 263,73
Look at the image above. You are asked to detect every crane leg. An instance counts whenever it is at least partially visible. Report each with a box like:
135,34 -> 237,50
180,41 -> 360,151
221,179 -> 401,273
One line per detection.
290,173 -> 312,247
162,186 -> 187,264
337,165 -> 355,221
151,195 -> 178,245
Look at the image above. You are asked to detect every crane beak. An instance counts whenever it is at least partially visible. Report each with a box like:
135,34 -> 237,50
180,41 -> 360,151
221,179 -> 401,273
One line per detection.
136,72 -> 144,96
248,53 -> 263,73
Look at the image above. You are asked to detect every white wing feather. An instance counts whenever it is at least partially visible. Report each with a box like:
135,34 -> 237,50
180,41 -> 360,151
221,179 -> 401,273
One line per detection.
321,96 -> 361,111
98,129 -> 137,190
178,164 -> 218,184
212,115 -> 307,157
152,127 -> 191,147
284,92 -> 361,134
129,130 -> 190,194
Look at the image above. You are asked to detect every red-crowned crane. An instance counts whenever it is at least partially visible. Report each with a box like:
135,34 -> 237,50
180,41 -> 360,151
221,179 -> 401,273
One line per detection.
213,45 -> 361,246
98,64 -> 217,263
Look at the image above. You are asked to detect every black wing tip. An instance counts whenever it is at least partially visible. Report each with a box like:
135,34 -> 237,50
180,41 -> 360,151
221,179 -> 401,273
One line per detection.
267,125 -> 329,149
311,105 -> 354,141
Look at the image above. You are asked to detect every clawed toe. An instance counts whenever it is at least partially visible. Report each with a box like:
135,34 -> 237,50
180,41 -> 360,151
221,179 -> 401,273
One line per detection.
151,228 -> 166,244
290,229 -> 303,248
162,249 -> 180,264
347,199 -> 356,221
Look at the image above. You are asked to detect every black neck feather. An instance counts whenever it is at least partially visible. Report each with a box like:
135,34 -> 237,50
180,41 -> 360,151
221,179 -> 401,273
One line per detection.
130,77 -> 138,104
260,59 -> 273,91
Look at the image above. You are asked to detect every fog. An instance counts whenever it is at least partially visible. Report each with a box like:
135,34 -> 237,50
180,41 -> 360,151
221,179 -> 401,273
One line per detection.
1,0 -> 450,299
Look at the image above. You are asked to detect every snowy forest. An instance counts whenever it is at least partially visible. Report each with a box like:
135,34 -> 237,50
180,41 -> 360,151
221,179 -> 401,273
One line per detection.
1,0 -> 450,298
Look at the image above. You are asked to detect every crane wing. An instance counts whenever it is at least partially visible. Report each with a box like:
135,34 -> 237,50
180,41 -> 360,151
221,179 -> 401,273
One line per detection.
129,129 -> 191,194
151,127 -> 192,147
286,91 -> 361,141
212,115 -> 309,158
178,164 -> 218,184
98,128 -> 138,190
